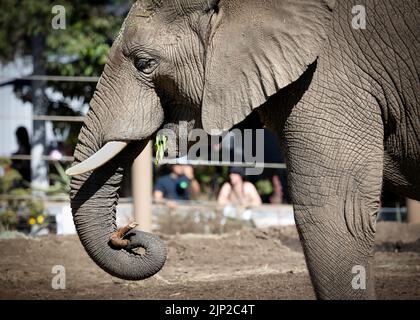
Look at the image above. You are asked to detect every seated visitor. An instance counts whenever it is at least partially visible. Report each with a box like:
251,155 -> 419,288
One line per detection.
217,166 -> 262,219
153,164 -> 201,203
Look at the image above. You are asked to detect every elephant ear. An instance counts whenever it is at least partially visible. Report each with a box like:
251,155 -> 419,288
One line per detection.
202,0 -> 335,133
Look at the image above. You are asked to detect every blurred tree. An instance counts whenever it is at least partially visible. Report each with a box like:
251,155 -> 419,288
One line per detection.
0,0 -> 132,147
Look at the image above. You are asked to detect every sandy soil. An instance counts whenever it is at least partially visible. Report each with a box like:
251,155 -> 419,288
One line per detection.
0,222 -> 419,300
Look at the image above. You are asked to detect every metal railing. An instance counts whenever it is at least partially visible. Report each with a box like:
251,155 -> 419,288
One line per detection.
2,153 -> 288,169
4,154 -> 74,162
32,115 -> 85,122
0,75 -> 100,83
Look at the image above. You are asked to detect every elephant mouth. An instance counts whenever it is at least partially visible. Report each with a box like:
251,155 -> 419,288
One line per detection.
66,117 -> 200,177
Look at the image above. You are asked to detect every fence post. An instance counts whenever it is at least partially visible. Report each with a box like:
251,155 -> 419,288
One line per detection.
407,198 -> 420,224
132,141 -> 153,232
30,34 -> 49,193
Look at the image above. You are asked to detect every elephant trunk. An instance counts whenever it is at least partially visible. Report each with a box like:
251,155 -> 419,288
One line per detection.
69,114 -> 166,280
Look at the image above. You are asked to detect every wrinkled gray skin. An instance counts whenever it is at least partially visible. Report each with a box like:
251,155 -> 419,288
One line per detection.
70,0 -> 419,299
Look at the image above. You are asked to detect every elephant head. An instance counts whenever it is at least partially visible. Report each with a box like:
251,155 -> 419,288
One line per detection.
67,0 -> 335,280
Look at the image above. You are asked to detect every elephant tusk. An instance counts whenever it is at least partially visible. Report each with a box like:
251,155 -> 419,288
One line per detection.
66,141 -> 128,176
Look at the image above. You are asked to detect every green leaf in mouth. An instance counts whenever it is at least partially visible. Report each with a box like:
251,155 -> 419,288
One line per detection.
154,134 -> 168,165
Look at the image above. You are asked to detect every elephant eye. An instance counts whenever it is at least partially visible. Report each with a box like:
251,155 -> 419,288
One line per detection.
134,57 -> 158,74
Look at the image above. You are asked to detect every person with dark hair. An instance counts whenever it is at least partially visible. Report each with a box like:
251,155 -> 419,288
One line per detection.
217,166 -> 262,212
11,126 -> 31,186
153,164 -> 201,203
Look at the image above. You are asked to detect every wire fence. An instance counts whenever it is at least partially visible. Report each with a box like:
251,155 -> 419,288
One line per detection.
1,154 -> 288,169
0,75 -> 100,83
4,154 -> 74,162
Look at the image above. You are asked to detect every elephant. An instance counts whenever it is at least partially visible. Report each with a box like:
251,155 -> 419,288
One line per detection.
66,0 -> 420,299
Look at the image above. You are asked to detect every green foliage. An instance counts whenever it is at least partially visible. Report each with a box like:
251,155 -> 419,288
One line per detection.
192,166 -> 229,200
46,161 -> 71,195
0,158 -> 45,231
154,135 -> 168,165
0,0 -> 129,69
0,158 -> 23,193
256,179 -> 273,196
45,3 -> 125,81
0,209 -> 19,230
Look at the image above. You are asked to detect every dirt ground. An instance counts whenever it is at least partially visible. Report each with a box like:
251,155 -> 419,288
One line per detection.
0,222 -> 419,300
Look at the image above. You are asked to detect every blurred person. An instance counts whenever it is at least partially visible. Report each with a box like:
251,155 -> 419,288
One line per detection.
11,126 -> 31,186
48,141 -> 64,160
217,167 -> 262,219
269,174 -> 284,204
154,164 -> 201,203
